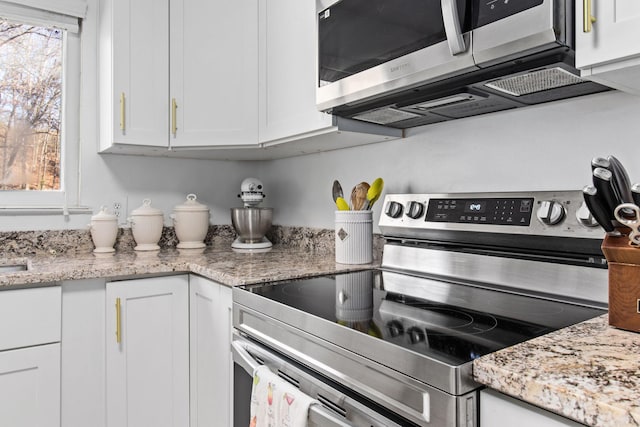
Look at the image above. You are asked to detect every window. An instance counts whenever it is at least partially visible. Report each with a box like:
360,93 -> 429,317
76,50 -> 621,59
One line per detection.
0,19 -> 63,191
0,0 -> 84,210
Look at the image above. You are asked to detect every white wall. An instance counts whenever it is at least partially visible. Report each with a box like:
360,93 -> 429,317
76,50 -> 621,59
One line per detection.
261,90 -> 640,232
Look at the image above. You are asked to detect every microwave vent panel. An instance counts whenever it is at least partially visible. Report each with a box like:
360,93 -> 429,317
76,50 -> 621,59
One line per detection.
484,67 -> 585,97
353,107 -> 421,125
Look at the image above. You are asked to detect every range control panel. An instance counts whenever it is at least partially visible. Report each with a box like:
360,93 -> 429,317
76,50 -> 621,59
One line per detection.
426,197 -> 534,226
379,191 -> 605,240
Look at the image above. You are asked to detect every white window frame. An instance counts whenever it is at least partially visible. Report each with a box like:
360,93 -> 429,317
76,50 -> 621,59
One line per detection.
0,1 -> 83,213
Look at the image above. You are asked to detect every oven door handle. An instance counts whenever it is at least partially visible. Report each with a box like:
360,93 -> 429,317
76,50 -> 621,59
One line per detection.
232,336 -> 261,374
232,339 -> 359,427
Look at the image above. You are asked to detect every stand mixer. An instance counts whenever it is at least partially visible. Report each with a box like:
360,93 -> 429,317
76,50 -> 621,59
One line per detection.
231,178 -> 273,251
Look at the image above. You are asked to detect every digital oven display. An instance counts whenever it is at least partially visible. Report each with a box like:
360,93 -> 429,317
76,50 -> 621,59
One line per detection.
464,201 -> 486,214
426,198 -> 534,226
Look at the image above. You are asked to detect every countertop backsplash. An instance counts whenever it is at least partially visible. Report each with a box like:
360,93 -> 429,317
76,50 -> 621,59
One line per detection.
0,225 -> 385,258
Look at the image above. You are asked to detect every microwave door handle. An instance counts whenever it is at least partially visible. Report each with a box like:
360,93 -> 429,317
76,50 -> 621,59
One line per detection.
441,0 -> 466,55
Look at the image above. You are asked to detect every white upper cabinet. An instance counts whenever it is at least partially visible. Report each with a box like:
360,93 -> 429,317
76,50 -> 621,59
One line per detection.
256,0 -> 402,158
99,0 -> 258,154
99,0 -> 400,159
258,0 -> 332,144
576,0 -> 640,94
99,0 -> 169,151
169,0 -> 258,149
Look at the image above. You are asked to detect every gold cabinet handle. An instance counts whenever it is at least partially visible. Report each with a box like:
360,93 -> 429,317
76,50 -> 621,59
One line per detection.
171,98 -> 178,136
119,92 -> 125,131
583,0 -> 596,33
115,297 -> 122,344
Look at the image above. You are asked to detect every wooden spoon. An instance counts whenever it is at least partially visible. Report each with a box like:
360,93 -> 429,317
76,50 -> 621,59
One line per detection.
350,182 -> 370,210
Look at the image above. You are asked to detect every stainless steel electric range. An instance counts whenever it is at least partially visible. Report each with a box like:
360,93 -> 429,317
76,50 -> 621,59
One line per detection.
232,191 -> 609,427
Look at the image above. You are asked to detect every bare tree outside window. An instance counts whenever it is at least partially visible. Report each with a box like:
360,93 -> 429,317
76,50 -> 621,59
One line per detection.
0,18 -> 63,191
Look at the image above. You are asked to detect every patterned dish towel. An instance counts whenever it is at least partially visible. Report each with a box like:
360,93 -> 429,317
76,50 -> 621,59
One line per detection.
249,365 -> 316,427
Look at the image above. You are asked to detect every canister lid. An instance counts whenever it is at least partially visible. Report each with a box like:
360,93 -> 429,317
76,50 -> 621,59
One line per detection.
91,205 -> 117,221
131,199 -> 163,216
173,194 -> 209,212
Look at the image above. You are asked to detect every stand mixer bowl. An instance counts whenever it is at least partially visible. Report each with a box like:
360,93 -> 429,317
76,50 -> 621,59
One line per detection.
231,207 -> 273,243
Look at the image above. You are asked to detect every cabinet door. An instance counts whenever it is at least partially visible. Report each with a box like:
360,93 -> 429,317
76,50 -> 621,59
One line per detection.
480,389 -> 584,427
189,275 -> 233,427
258,0 -> 333,144
106,276 -> 189,427
169,0 -> 258,148
109,0 -> 169,147
61,279 -> 107,427
576,0 -> 640,68
0,344 -> 61,427
576,0 -> 640,92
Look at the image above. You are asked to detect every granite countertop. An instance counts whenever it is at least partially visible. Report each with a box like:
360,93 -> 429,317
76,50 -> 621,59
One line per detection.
0,239 -> 379,289
473,314 -> 640,427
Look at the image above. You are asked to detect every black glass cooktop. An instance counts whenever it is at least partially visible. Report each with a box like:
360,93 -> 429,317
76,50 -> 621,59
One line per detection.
242,270 -> 605,366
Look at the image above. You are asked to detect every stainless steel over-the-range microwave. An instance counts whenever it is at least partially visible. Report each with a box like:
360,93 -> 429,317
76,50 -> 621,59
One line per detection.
316,0 -> 610,129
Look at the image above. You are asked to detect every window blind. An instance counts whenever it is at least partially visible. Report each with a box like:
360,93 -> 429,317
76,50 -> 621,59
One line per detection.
0,0 -> 86,32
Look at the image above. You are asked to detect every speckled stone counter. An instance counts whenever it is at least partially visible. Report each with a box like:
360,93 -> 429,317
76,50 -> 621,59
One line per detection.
0,237 -> 380,288
473,314 -> 640,427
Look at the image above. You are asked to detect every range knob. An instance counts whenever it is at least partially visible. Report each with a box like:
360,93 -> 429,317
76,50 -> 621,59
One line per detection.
386,320 -> 404,338
536,200 -> 565,225
405,201 -> 425,219
385,201 -> 403,218
407,327 -> 426,344
575,201 -> 599,227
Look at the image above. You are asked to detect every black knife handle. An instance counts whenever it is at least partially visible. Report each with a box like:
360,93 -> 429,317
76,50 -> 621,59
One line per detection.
583,185 -> 615,233
632,183 -> 640,206
607,155 -> 633,202
591,157 -> 610,171
592,167 -> 619,218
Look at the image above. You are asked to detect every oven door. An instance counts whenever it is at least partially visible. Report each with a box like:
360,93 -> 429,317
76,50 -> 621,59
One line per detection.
232,333 -> 403,427
316,0 -> 476,111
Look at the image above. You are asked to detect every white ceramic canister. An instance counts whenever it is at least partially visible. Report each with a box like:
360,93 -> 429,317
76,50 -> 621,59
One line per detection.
128,199 -> 164,251
89,206 -> 119,253
170,194 -> 210,249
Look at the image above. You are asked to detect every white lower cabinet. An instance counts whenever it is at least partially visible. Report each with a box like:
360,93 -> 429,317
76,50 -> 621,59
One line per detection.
480,389 -> 585,426
61,279 -> 107,427
0,344 -> 61,427
61,275 -> 233,426
106,275 -> 190,427
0,286 -> 61,427
190,275 -> 233,427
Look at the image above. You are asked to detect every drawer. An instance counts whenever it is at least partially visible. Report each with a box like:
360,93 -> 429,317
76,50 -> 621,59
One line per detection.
0,286 -> 61,351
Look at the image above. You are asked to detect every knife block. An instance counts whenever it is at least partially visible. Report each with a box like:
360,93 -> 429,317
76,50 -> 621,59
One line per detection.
601,233 -> 640,333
